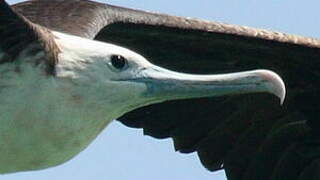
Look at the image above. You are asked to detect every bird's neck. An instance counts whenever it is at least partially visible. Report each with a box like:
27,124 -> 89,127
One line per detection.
0,62 -> 115,173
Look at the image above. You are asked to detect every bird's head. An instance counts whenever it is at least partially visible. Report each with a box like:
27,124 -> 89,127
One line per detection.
53,31 -> 285,119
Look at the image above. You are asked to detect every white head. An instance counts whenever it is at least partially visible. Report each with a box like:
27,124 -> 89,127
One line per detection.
53,31 -> 285,120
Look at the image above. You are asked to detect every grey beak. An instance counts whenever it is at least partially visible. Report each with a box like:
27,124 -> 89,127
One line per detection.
134,66 -> 285,104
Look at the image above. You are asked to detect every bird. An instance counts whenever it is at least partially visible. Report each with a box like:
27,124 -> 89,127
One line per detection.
0,0 -> 319,180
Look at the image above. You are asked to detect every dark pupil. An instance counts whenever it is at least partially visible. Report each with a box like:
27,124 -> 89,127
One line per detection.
111,55 -> 126,69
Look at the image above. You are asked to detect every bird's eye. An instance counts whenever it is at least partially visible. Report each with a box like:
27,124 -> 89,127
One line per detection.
110,55 -> 127,70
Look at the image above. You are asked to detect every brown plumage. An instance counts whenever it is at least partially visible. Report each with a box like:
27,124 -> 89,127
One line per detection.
2,0 -> 320,179
0,0 -> 60,75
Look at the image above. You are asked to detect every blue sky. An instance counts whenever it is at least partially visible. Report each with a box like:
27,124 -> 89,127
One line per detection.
4,0 -> 320,180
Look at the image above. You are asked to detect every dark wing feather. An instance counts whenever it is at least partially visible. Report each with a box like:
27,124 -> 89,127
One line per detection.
0,0 -> 38,62
12,0 -> 320,179
12,0 -> 108,38
0,0 -> 59,74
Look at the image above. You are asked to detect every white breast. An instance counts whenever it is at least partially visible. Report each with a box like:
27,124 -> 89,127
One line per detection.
0,59 -> 114,173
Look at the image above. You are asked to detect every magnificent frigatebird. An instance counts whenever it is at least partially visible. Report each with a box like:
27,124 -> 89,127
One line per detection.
1,0 -> 319,180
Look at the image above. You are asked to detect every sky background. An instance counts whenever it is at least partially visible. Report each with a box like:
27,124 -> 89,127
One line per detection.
4,0 -> 320,180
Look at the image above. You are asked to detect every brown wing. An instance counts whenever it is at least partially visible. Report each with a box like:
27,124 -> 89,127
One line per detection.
0,0 -> 59,74
13,1 -> 320,180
